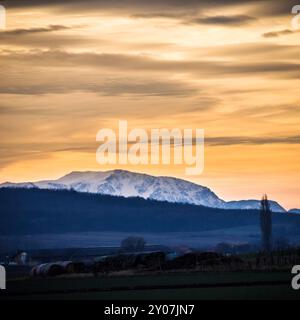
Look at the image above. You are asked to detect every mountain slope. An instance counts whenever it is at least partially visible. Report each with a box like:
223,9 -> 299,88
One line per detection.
1,188 -> 300,251
0,169 -> 286,212
289,209 -> 300,214
225,200 -> 286,213
0,170 -> 225,208
0,188 -> 298,237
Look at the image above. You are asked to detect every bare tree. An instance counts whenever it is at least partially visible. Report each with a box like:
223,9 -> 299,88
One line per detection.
260,194 -> 272,253
120,236 -> 146,253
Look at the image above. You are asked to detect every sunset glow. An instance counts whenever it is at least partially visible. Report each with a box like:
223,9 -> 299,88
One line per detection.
0,0 -> 300,209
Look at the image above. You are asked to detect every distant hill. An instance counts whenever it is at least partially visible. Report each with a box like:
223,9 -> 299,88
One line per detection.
225,200 -> 285,213
289,209 -> 300,214
0,188 -> 299,238
0,169 -> 287,212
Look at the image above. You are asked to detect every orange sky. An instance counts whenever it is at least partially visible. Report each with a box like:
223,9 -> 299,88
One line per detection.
0,0 -> 299,209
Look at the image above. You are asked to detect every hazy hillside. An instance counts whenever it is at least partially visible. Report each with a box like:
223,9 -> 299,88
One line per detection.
0,188 -> 299,238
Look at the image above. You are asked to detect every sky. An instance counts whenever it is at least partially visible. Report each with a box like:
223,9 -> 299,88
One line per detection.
0,0 -> 299,209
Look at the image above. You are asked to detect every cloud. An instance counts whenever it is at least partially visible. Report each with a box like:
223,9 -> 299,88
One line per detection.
203,43 -> 300,60
262,29 -> 300,38
206,135 -> 300,146
0,75 -> 198,96
0,141 -> 97,168
0,25 -> 70,36
2,0 -> 295,19
151,134 -> 300,147
133,12 -> 256,27
252,1 -> 298,17
0,25 -> 89,48
189,15 -> 256,26
1,50 -> 300,79
0,25 -> 87,48
1,0 -> 252,10
131,12 -> 189,19
1,134 -> 300,169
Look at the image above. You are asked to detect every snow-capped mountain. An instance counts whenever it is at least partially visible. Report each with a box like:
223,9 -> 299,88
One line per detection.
225,200 -> 286,213
1,170 -> 225,208
0,169 -> 286,212
288,209 -> 300,214
0,182 -> 36,189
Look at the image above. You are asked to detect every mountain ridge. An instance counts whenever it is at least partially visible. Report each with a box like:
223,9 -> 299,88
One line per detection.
1,188 -> 300,250
289,209 -> 300,214
0,169 -> 286,212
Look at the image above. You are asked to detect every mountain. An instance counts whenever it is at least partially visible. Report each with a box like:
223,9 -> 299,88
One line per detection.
225,200 -> 286,213
0,182 -> 36,189
289,209 -> 300,214
0,169 -> 286,212
1,188 -> 300,251
0,188 -> 299,238
0,170 -> 225,208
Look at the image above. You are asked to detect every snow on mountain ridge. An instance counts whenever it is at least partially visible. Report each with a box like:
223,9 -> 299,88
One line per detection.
0,169 -> 286,212
289,209 -> 300,214
225,200 -> 285,213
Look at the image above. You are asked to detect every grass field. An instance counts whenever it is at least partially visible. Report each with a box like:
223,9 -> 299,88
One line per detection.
1,270 -> 299,300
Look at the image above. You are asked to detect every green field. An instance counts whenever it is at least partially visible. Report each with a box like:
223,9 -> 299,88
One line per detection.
1,270 -> 299,300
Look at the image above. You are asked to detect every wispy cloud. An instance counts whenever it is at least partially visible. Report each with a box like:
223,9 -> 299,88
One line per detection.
189,15 -> 256,26
262,29 -> 300,38
0,25 -> 70,36
133,12 -> 256,27
131,12 -> 189,19
206,135 -> 300,146
2,0 -> 296,19
1,50 -> 299,79
0,78 -> 198,96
